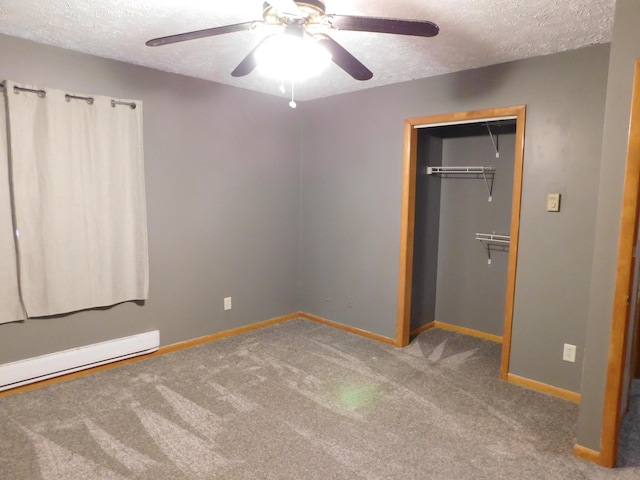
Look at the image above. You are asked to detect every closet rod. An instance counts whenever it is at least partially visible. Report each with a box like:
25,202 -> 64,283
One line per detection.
475,233 -> 510,244
475,233 -> 510,264
427,166 -> 495,201
426,166 -> 495,174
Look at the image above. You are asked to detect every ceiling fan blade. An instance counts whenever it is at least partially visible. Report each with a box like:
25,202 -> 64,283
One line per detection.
146,21 -> 259,47
265,0 -> 303,16
231,35 -> 275,77
326,15 -> 439,37
315,35 -> 373,81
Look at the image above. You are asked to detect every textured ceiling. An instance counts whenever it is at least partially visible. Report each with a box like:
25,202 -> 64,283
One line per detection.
0,0 -> 615,101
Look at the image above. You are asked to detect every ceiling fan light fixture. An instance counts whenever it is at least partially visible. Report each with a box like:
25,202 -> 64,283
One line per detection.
254,32 -> 332,82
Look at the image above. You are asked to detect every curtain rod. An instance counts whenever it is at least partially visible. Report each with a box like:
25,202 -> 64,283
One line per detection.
4,82 -> 136,109
111,99 -> 137,110
65,93 -> 94,105
13,85 -> 46,98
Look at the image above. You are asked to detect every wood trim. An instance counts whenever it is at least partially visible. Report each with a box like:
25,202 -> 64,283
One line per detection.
396,105 -> 526,371
0,349 -> 163,399
410,321 -> 437,337
507,373 -> 581,403
407,106 -> 524,128
157,312 -> 299,355
396,119 -> 418,347
500,105 -> 527,380
0,312 -> 300,399
0,311 -> 399,399
300,312 -> 397,346
573,444 -> 602,464
432,321 -> 503,344
411,321 -> 502,343
599,59 -> 640,469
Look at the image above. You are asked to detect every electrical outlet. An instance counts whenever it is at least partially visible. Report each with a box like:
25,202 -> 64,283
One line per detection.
562,343 -> 576,363
224,297 -> 232,311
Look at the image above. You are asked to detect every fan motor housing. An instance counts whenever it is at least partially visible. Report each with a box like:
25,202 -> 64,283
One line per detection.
263,0 -> 326,22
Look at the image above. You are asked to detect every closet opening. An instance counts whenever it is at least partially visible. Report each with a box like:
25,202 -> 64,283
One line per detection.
396,106 -> 526,380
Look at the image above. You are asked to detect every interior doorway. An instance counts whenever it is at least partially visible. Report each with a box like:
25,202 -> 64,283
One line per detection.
396,105 -> 526,380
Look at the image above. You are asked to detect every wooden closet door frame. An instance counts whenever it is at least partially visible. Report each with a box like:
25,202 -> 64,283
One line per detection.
395,105 -> 526,380
596,59 -> 640,468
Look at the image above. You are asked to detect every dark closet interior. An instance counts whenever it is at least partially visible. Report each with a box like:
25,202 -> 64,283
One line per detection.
410,119 -> 517,337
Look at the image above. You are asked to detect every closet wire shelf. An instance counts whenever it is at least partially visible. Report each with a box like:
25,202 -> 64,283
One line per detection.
475,233 -> 510,264
426,166 -> 496,202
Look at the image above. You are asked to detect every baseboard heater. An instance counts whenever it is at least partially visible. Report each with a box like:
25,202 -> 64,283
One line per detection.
0,330 -> 159,392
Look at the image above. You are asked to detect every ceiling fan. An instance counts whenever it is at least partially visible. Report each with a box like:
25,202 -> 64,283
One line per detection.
146,0 -> 439,82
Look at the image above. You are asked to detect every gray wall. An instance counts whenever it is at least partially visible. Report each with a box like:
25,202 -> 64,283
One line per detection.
410,134 -> 442,331
300,44 -> 609,396
577,0 -> 640,452
0,34 -> 301,363
0,13 -> 630,455
435,133 -> 515,337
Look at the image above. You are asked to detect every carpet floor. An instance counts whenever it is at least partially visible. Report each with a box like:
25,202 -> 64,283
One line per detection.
0,319 -> 639,479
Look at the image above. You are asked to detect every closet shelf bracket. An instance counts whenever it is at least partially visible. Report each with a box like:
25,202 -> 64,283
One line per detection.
475,233 -> 510,264
426,166 -> 495,202
486,122 -> 500,159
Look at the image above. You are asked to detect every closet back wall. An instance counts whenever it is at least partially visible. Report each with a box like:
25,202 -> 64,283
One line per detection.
0,33 -> 301,364
435,133 -> 516,337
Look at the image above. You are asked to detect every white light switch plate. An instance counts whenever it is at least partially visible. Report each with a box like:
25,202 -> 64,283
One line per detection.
547,193 -> 561,212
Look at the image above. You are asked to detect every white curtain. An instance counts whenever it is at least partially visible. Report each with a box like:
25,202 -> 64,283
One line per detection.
0,90 -> 26,323
1,81 -> 148,323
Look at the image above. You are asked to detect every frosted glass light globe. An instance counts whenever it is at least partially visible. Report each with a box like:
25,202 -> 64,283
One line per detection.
255,33 -> 331,81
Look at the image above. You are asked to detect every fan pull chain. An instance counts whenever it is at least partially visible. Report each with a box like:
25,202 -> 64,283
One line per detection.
289,80 -> 296,108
